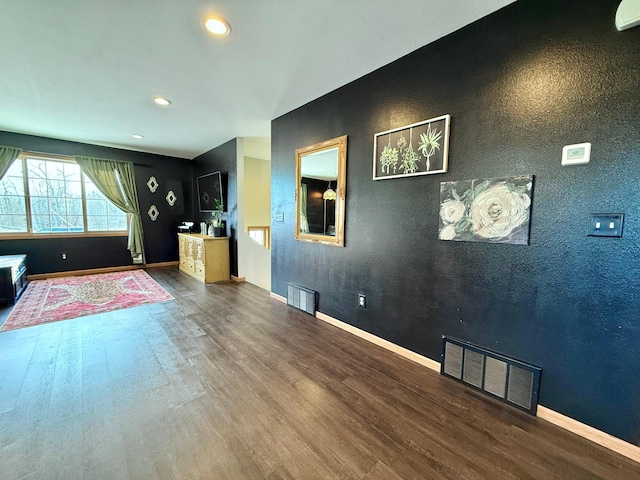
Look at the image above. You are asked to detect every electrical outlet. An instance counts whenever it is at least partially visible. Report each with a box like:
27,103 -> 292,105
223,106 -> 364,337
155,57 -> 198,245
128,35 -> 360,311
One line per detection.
358,293 -> 366,308
61,253 -> 67,260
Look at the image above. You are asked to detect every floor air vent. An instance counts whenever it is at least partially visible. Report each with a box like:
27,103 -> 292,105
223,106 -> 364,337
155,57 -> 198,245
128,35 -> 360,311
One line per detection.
287,283 -> 317,316
441,336 -> 542,415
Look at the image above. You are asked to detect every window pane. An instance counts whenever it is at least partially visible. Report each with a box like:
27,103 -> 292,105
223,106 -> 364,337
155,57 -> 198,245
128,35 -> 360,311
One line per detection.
51,215 -> 68,232
109,216 -> 127,231
30,196 -> 49,215
67,216 -> 84,232
67,198 -> 83,216
84,181 -> 101,198
5,160 -> 22,177
0,176 -> 25,196
66,181 -> 82,198
249,230 -> 265,244
26,159 -> 47,179
87,216 -> 108,231
49,197 -> 67,217
84,177 -> 127,232
28,178 -> 48,196
0,196 -> 27,214
0,215 -> 27,232
45,161 -> 66,181
64,163 -> 82,181
32,215 -> 51,233
86,198 -> 106,215
47,180 -> 66,198
106,202 -> 124,216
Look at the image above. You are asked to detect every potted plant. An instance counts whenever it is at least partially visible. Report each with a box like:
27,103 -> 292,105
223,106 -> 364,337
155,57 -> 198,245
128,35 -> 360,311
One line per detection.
211,199 -> 225,237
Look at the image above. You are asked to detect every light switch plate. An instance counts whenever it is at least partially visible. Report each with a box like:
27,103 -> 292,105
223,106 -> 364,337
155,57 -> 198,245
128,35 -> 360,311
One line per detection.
588,213 -> 624,237
275,212 -> 284,222
562,142 -> 591,166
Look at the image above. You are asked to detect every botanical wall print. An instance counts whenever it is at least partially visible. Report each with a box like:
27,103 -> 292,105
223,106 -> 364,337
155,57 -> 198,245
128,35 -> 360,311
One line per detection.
147,176 -> 159,193
147,204 -> 159,221
166,190 -> 177,206
373,114 -> 450,180
439,175 -> 534,245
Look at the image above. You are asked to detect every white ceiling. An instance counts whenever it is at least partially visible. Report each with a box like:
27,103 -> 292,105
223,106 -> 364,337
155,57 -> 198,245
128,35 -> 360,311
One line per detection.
0,0 -> 513,160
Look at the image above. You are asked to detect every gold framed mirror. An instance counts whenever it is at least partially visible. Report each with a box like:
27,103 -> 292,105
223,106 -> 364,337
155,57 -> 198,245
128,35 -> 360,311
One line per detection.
295,135 -> 347,246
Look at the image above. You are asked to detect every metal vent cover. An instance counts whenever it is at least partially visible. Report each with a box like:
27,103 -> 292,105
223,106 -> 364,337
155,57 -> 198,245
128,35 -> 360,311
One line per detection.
287,283 -> 317,316
441,336 -> 541,415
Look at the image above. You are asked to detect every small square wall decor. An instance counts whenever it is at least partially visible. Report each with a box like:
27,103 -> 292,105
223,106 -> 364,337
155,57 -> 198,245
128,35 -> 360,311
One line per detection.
439,175 -> 534,245
373,114 -> 450,180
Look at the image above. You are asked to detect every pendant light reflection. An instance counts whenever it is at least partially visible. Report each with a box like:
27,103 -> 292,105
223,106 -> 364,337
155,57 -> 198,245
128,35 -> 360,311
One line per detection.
323,182 -> 337,200
323,182 -> 336,236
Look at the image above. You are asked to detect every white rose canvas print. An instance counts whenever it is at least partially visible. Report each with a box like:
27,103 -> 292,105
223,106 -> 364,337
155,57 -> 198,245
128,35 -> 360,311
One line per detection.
439,175 -> 534,245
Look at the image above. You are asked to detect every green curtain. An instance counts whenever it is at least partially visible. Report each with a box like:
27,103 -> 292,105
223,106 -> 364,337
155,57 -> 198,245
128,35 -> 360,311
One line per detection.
300,184 -> 309,233
0,145 -> 22,181
74,156 -> 145,263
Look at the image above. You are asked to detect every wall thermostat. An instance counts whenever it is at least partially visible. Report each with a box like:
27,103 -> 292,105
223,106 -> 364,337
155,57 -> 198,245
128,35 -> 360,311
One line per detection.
562,142 -> 591,166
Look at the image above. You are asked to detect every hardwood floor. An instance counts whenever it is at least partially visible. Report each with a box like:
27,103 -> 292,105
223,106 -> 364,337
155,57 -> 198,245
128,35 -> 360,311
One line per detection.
0,267 -> 638,479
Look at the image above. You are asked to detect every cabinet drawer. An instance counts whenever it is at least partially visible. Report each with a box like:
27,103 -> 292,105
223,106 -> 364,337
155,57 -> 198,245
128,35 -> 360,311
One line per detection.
193,239 -> 205,264
195,263 -> 205,276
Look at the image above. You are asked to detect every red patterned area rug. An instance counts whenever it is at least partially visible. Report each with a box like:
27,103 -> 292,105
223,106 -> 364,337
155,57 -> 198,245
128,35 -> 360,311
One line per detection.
0,269 -> 174,332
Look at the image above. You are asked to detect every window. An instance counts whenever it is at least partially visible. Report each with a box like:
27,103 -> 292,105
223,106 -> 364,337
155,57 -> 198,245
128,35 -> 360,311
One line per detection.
0,154 -> 128,235
247,226 -> 270,249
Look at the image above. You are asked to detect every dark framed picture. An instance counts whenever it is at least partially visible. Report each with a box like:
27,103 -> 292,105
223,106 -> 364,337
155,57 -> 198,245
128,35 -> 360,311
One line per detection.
196,171 -> 223,212
373,114 -> 450,180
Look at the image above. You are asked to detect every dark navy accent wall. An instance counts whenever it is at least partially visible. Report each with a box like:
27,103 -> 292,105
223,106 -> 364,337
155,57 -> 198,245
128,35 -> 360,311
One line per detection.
0,131 -> 192,273
272,0 -> 640,443
192,138 -> 238,277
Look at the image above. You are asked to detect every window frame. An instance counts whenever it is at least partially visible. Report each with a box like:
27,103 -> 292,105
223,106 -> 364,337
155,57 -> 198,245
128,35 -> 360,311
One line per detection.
0,152 -> 129,239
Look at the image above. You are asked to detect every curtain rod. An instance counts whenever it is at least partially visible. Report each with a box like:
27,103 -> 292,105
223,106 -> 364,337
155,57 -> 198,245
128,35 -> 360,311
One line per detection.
20,149 -> 152,168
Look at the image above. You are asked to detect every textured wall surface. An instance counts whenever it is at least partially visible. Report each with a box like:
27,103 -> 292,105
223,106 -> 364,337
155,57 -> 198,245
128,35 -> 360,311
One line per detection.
0,131 -> 192,273
272,0 -> 640,443
192,138 -> 238,276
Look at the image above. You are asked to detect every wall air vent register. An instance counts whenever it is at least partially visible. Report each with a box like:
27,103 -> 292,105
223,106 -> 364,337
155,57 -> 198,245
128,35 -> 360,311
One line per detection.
441,336 -> 542,415
286,283 -> 317,316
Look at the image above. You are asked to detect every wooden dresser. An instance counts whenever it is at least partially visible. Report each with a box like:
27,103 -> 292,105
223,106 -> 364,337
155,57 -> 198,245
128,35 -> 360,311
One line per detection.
178,234 -> 230,283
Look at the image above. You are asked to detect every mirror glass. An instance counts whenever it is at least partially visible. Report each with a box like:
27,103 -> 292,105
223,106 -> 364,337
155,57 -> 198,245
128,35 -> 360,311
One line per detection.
295,135 -> 347,246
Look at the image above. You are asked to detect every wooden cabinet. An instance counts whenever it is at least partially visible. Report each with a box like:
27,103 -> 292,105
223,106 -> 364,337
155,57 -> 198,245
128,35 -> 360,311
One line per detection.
178,234 -> 230,283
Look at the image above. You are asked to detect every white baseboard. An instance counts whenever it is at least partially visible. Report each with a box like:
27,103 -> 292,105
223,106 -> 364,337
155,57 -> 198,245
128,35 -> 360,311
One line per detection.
270,292 -> 286,303
29,264 -> 140,280
314,311 -> 441,372
270,291 -> 640,464
28,261 -> 179,280
537,406 -> 640,463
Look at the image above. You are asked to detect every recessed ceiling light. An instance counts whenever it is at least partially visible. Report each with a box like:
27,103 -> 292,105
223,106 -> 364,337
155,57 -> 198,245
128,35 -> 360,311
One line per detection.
203,16 -> 231,36
131,134 -> 144,139
153,96 -> 171,106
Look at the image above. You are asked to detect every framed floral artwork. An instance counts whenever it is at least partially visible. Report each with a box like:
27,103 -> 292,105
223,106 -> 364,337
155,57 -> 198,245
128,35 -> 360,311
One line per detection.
373,114 -> 450,180
439,175 -> 534,245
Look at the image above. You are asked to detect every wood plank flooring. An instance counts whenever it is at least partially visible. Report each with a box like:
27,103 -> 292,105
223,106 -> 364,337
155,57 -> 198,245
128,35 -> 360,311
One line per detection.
0,267 -> 639,479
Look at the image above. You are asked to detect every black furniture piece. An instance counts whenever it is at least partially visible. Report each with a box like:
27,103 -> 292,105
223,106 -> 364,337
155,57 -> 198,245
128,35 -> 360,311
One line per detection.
0,254 -> 27,306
